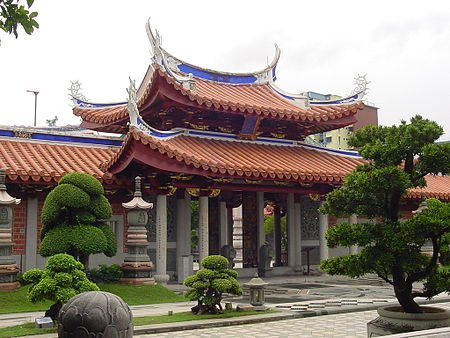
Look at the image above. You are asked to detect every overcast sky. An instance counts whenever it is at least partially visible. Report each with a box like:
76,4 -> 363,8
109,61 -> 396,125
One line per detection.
1,0 -> 449,140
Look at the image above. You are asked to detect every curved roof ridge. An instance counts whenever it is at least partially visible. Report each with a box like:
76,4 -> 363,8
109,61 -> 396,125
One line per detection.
146,18 -> 280,85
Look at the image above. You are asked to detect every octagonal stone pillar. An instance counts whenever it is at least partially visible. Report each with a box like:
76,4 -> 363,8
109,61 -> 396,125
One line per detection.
0,168 -> 21,290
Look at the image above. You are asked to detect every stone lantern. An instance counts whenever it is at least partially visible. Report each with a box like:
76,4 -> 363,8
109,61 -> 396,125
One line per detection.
243,273 -> 269,311
119,176 -> 155,285
0,168 -> 21,290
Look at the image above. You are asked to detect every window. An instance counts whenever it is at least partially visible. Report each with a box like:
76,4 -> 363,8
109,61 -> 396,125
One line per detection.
325,136 -> 332,143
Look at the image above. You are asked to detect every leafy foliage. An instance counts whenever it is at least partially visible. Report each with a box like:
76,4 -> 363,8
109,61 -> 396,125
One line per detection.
86,264 -> 123,284
39,172 -> 115,268
319,116 -> 450,313
184,255 -> 243,315
22,254 -> 99,319
0,0 -> 38,39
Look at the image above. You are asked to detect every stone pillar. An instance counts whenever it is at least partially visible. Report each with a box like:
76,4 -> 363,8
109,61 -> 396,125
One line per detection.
287,193 -> 296,268
349,214 -> 358,255
176,191 -> 192,283
154,194 -> 169,284
0,168 -> 21,290
294,196 -> 302,272
319,203 -> 329,262
24,197 -> 38,271
208,198 -> 220,255
120,176 -> 155,285
198,195 -> 209,264
273,205 -> 282,266
256,192 -> 265,262
219,200 -> 228,249
242,192 -> 258,268
226,206 -> 233,247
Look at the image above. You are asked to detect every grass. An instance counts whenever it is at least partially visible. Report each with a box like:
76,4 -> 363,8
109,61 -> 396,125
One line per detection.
0,309 -> 277,337
0,283 -> 186,314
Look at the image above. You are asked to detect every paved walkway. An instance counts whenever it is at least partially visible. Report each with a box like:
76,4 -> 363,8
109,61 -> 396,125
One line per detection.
2,274 -> 450,337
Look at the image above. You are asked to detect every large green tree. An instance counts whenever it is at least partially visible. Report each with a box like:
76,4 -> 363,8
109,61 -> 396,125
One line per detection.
320,115 -> 450,313
40,172 -> 117,268
0,0 -> 38,39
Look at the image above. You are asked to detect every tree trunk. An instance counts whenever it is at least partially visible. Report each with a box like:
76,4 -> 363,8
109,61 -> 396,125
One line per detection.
394,284 -> 421,313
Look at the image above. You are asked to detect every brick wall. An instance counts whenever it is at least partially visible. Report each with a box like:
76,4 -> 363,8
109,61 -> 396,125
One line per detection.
12,200 -> 27,255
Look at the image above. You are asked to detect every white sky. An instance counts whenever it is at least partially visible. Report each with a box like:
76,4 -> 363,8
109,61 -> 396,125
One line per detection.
1,0 -> 449,140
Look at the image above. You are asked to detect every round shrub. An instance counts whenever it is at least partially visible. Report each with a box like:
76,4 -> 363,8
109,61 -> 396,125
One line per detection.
39,227 -> 72,256
89,195 -> 113,220
70,225 -> 107,255
51,184 -> 90,208
201,255 -> 229,270
97,223 -> 117,257
184,254 -> 243,315
59,172 -> 104,195
46,254 -> 85,273
22,269 -> 44,284
40,172 -> 116,268
25,254 -> 99,319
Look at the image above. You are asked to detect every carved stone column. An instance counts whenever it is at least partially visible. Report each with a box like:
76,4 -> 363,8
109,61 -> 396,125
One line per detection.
119,177 -> 155,285
293,195 -> 302,272
319,202 -> 329,262
154,194 -> 170,284
0,168 -> 21,290
287,193 -> 296,268
198,195 -> 209,264
256,192 -> 265,263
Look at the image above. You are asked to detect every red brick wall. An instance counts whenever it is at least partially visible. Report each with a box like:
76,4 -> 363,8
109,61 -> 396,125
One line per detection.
12,200 -> 27,255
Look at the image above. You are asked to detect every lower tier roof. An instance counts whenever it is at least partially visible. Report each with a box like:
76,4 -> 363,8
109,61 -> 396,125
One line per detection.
0,128 -> 448,201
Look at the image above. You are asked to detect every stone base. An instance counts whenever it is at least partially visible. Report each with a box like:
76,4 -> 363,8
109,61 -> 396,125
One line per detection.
253,305 -> 270,312
367,306 -> 450,337
118,277 -> 155,285
153,274 -> 170,285
0,281 -> 20,290
236,304 -> 255,312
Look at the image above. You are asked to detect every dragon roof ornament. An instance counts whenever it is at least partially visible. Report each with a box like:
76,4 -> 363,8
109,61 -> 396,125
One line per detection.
145,18 -> 280,86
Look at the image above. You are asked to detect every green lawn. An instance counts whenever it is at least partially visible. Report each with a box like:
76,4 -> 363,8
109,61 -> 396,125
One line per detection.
0,310 -> 276,337
0,283 -> 186,314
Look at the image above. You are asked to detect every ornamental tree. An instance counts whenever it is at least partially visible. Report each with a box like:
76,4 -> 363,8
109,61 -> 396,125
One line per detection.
40,172 -> 117,268
320,115 -> 450,313
184,255 -> 243,315
22,253 -> 99,320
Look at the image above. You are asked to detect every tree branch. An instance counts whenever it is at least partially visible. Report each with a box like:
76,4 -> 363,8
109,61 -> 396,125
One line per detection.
406,237 -> 440,284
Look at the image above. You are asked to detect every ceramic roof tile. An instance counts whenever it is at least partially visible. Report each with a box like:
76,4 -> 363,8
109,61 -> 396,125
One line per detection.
407,175 -> 450,201
74,66 -> 363,126
0,139 -> 117,183
103,128 -> 365,184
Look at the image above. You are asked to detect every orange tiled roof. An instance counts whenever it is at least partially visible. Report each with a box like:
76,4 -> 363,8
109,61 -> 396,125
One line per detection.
0,139 -> 117,183
407,175 -> 450,201
73,65 -> 364,126
102,128 -> 365,184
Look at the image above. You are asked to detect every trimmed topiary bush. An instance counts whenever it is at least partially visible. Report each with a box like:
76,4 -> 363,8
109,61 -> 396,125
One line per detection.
22,253 -> 99,320
39,172 -> 116,268
184,255 -> 242,315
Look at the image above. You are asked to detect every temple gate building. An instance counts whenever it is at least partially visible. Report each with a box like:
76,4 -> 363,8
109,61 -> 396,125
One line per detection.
1,21 -> 449,281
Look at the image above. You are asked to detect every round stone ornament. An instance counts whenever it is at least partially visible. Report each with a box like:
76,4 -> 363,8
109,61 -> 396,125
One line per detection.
58,291 -> 133,337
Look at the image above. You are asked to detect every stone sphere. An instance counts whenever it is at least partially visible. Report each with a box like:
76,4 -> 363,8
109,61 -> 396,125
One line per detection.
57,291 -> 133,338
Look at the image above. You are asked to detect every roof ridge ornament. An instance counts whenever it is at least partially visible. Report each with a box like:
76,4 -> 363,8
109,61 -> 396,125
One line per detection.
69,81 -> 93,107
127,77 -> 139,127
350,74 -> 369,98
145,18 -> 196,91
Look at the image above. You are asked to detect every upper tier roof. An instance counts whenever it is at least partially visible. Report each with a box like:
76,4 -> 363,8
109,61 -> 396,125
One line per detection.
71,20 -> 367,133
